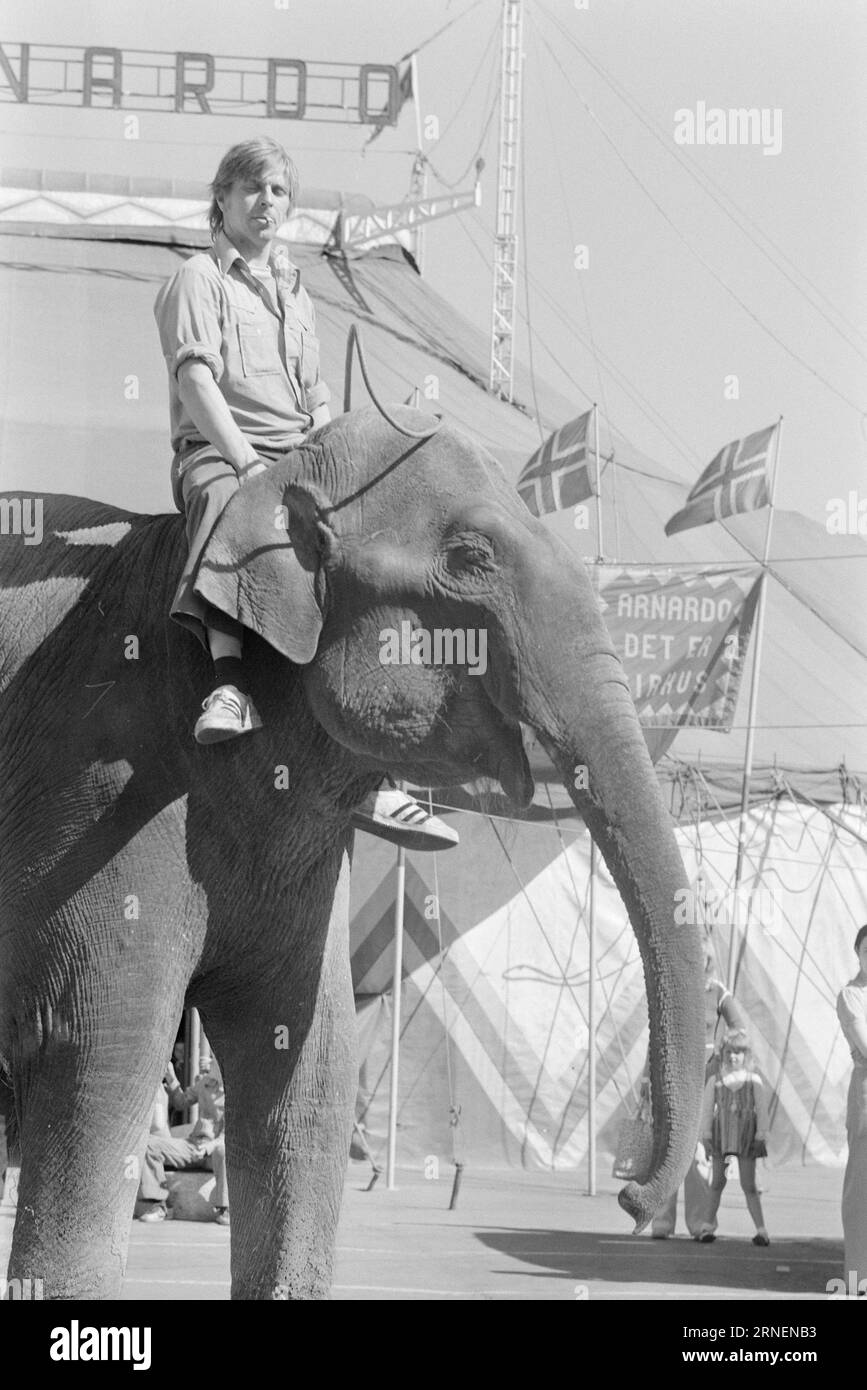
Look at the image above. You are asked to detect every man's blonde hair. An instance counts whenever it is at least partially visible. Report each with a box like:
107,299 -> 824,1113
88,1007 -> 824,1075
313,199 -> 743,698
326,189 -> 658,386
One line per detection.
208,138 -> 300,239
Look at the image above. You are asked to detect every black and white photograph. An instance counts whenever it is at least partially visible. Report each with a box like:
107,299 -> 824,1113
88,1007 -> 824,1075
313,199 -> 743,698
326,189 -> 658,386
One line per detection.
0,0 -> 865,1342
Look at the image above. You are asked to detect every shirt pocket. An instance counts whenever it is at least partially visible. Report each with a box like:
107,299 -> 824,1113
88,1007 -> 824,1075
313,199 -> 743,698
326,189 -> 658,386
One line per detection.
236,314 -> 282,377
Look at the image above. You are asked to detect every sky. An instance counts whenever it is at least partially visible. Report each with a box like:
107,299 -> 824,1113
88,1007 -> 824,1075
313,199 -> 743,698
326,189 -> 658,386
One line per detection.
2,0 -> 866,527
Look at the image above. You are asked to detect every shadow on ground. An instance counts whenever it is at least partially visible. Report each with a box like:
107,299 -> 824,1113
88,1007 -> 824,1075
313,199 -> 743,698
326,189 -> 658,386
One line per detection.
473,1228 -> 842,1295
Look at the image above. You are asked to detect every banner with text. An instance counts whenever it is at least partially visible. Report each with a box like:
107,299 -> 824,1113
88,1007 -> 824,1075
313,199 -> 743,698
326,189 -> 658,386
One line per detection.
597,565 -> 762,729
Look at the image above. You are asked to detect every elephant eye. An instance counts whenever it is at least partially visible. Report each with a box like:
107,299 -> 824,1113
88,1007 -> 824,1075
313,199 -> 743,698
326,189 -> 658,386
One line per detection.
445,535 -> 495,572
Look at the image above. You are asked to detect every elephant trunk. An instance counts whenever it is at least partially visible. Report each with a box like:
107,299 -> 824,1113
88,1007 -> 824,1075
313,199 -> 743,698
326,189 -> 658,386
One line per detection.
503,567 -> 706,1229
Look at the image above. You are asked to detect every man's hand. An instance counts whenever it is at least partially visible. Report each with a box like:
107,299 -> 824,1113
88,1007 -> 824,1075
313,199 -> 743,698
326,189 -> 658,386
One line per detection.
237,458 -> 269,485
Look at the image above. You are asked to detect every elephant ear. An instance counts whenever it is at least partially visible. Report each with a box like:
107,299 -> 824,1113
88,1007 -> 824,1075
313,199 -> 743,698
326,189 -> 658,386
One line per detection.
193,471 -> 335,663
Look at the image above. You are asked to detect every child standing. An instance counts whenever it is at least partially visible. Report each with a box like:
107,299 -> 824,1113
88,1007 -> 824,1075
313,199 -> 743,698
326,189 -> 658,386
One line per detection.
698,1027 -> 771,1245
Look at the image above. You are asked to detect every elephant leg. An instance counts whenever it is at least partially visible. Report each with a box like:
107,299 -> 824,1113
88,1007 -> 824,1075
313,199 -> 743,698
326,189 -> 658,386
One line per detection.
5,917 -> 192,1299
202,853 -> 357,1301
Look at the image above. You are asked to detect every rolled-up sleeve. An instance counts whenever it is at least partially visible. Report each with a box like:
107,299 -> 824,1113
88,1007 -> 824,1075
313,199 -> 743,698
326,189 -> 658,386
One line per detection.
154,262 -> 224,383
306,377 -> 331,412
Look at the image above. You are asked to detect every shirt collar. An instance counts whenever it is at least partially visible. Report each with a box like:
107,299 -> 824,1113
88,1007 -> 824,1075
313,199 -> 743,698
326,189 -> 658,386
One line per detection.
213,228 -> 300,293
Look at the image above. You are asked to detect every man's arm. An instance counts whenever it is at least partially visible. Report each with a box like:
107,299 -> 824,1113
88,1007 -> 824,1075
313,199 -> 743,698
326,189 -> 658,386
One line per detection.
177,361 -> 262,478
310,403 -> 331,430
162,1062 -> 187,1113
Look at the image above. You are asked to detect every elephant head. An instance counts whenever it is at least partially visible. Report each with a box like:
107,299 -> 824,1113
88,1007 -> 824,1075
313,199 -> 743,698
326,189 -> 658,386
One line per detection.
196,404 -> 706,1227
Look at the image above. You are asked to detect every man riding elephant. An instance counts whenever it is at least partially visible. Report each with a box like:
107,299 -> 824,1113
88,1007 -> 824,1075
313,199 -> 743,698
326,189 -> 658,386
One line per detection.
154,136 -> 456,851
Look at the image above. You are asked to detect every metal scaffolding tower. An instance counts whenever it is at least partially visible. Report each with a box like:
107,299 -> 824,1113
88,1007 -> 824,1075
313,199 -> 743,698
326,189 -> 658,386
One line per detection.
489,0 -> 524,401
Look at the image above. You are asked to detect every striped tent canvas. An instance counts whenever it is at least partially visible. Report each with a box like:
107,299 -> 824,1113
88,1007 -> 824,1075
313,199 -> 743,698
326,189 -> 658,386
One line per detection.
349,803 -> 865,1172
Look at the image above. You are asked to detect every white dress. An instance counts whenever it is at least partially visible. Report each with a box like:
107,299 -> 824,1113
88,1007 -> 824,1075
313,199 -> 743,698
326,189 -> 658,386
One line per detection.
836,979 -> 867,1287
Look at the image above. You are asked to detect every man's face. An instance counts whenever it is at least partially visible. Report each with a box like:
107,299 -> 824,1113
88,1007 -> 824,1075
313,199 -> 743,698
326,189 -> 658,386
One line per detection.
218,161 -> 292,260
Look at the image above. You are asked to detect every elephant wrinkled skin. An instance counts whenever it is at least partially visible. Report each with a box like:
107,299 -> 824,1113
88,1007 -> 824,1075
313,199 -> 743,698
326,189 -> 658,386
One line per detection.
0,406 -> 704,1299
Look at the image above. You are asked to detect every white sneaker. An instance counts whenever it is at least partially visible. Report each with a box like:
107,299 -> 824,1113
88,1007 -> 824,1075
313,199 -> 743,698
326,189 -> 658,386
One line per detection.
352,785 -> 459,852
138,1203 -> 167,1223
194,685 -> 263,745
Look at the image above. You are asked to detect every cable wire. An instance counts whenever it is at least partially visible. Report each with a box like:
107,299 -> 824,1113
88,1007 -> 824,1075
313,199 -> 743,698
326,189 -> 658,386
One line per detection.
533,22 -> 867,417
536,0 -> 867,361
530,10 -> 621,549
422,8 -> 500,182
399,0 -> 486,62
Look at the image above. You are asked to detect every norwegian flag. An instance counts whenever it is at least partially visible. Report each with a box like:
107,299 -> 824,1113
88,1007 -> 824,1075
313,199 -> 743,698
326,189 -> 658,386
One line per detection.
516,410 -> 597,517
665,423 -> 776,537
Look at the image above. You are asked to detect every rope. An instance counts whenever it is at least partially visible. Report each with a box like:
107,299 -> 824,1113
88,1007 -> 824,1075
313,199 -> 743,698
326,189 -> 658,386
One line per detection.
530,11 -> 621,554
537,0 -> 867,361
342,323 -> 443,438
533,23 -> 867,418
423,10 -> 500,186
399,1 -> 485,62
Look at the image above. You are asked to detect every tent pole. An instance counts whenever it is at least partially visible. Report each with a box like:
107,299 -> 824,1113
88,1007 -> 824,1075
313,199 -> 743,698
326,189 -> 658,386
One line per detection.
587,838 -> 598,1195
385,394 -> 418,1191
728,417 -> 784,991
185,1007 -> 201,1126
386,843 -> 407,1189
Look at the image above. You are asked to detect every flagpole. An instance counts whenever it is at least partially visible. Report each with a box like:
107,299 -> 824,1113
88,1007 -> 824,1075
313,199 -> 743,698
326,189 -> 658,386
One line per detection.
386,840 -> 406,1189
587,402 -> 603,1196
409,52 -> 426,275
727,416 -> 784,991
593,402 -> 603,559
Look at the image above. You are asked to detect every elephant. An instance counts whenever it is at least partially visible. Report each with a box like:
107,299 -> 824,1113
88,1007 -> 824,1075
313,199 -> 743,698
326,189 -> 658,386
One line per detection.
0,404 -> 705,1299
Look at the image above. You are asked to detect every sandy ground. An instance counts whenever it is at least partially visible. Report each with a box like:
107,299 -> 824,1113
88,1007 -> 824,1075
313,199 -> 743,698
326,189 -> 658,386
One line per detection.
1,1160 -> 847,1301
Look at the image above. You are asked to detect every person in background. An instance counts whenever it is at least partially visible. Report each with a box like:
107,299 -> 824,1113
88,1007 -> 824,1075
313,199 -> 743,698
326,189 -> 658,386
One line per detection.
698,1027 -> 771,1245
836,923 -> 867,1291
137,1059 -> 229,1226
650,950 -> 746,1240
